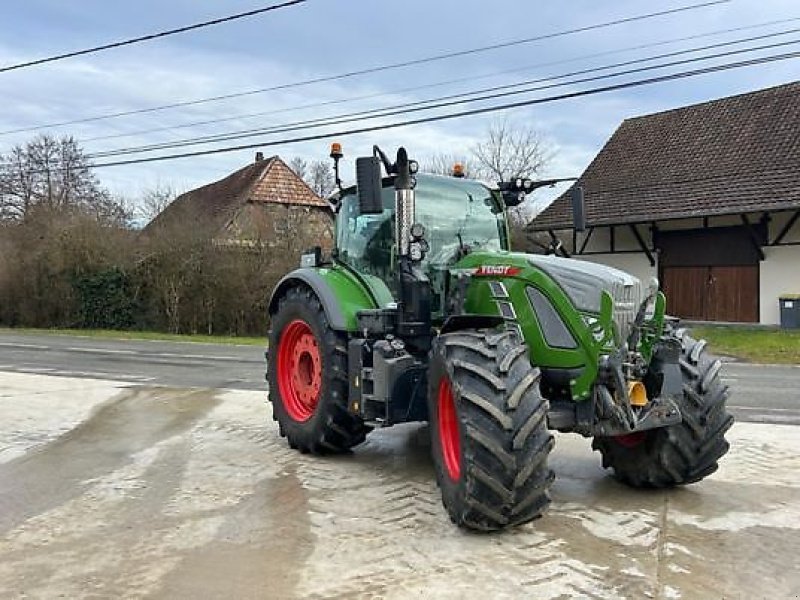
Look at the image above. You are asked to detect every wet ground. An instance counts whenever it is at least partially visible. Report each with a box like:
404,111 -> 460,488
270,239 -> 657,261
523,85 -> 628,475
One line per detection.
1,372 -> 799,599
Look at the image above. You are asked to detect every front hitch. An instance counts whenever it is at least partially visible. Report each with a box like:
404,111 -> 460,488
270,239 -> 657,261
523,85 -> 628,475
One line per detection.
593,340 -> 683,437
594,392 -> 682,436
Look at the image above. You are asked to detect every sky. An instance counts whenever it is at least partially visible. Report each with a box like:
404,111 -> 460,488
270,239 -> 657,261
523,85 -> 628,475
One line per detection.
1,0 -> 798,214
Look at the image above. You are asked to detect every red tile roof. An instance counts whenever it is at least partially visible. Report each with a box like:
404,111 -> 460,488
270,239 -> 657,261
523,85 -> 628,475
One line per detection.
532,82 -> 800,230
250,158 -> 328,208
146,155 -> 326,233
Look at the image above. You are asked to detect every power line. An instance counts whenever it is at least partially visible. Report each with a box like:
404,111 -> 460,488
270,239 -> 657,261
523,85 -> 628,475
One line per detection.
84,50 -> 800,170
78,16 -> 800,145
88,30 -> 800,157
0,0 -> 729,135
0,0 -> 307,74
86,34 -> 800,159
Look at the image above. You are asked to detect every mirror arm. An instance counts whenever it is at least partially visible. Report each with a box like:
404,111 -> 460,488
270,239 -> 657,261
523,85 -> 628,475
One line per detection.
373,145 -> 394,176
526,177 -> 578,191
332,156 -> 343,193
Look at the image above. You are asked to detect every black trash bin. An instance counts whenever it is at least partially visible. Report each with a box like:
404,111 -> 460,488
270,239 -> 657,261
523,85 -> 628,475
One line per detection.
779,294 -> 800,329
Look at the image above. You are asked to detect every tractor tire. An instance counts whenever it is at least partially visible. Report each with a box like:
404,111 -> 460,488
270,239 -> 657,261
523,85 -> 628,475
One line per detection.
592,329 -> 734,487
428,328 -> 555,531
267,286 -> 369,453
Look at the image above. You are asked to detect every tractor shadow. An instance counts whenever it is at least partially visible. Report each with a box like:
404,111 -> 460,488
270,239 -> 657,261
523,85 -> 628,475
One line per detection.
316,423 -> 436,481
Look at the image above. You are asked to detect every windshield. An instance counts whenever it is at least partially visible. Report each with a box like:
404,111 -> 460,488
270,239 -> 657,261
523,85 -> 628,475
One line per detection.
416,175 -> 506,267
335,174 -> 508,299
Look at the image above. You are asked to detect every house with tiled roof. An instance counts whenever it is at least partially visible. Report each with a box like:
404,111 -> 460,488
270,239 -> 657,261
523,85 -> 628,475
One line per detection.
146,153 -> 333,250
531,82 -> 800,325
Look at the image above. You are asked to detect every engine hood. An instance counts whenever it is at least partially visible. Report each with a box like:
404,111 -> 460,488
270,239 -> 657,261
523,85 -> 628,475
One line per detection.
451,250 -> 656,345
525,254 -> 652,343
525,255 -> 643,314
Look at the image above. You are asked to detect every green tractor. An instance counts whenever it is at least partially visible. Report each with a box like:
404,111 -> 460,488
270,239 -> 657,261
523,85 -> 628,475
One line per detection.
266,144 -> 733,531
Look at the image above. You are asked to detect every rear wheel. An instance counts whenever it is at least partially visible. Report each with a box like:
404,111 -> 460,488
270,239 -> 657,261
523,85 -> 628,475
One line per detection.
268,286 -> 369,453
593,329 -> 734,487
428,329 -> 555,531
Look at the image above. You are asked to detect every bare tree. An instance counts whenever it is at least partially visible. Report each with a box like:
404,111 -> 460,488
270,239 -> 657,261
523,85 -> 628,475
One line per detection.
471,117 -> 553,183
290,157 -> 335,198
0,134 -> 123,224
139,182 -> 179,222
469,118 -> 555,233
288,157 -> 308,180
420,153 -> 477,178
307,160 -> 335,197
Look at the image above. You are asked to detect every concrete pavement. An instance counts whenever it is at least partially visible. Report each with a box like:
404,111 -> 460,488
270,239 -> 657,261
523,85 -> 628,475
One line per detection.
1,371 -> 799,599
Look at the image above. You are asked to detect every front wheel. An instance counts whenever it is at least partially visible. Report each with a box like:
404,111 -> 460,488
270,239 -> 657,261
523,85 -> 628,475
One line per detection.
428,329 -> 555,531
267,286 -> 369,453
593,329 -> 734,487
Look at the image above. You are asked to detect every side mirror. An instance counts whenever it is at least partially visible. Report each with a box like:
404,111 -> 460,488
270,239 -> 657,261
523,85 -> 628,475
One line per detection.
571,185 -> 586,232
356,156 -> 384,215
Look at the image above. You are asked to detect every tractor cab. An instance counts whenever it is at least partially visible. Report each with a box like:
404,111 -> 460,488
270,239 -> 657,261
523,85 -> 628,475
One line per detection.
333,173 -> 508,314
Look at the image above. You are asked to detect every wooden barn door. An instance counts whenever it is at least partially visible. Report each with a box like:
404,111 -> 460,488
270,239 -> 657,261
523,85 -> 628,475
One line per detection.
662,267 -> 708,320
707,265 -> 759,322
662,265 -> 759,322
658,223 -> 763,323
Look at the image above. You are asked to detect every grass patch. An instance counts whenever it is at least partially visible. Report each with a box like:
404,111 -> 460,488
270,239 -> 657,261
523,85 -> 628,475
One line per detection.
0,327 -> 265,346
691,325 -> 800,364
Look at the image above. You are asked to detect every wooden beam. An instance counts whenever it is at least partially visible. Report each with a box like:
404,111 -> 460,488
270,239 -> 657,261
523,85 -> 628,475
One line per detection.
578,227 -> 595,254
740,214 -> 765,261
773,210 -> 800,246
629,224 -> 655,266
580,249 -> 658,255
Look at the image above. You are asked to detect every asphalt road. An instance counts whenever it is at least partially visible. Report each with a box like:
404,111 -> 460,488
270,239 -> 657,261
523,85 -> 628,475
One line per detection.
0,332 -> 266,390
0,330 -> 797,424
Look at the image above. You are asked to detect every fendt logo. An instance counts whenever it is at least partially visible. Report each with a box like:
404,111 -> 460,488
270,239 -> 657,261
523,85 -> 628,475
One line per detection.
475,265 -> 522,277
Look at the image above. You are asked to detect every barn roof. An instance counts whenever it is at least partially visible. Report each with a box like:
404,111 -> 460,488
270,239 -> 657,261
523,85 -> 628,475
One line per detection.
146,155 -> 326,233
532,81 -> 800,231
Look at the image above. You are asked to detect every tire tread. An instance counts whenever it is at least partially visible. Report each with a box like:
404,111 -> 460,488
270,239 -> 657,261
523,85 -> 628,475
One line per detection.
267,285 -> 369,454
429,329 -> 554,531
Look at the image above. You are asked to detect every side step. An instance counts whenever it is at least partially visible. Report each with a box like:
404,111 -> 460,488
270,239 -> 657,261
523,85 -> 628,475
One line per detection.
348,338 -> 422,427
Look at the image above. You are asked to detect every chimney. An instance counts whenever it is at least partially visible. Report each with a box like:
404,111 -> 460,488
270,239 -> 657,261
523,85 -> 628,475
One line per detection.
255,151 -> 264,163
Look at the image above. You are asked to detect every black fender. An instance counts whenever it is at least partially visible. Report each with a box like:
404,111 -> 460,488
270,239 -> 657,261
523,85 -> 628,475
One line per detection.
439,314 -> 506,334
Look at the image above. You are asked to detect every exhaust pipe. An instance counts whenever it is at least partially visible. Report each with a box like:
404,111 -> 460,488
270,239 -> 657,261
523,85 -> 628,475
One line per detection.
394,147 -> 414,258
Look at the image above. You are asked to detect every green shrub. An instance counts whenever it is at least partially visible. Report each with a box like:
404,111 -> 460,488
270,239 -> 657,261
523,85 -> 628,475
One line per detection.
72,267 -> 137,330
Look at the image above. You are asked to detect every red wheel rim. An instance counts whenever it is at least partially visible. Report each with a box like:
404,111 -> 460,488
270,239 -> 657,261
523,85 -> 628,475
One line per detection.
437,376 -> 462,481
276,320 -> 322,422
615,432 -> 647,448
